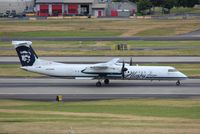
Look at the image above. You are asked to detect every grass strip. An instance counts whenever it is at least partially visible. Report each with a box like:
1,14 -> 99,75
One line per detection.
1,41 -> 200,56
0,19 -> 200,37
0,99 -> 200,119
0,99 -> 200,133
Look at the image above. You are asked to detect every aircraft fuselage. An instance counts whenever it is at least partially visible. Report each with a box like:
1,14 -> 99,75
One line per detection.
22,63 -> 187,81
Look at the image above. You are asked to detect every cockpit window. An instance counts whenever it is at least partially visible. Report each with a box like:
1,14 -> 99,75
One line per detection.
168,69 -> 177,72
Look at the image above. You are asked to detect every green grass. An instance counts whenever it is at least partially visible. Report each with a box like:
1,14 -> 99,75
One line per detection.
135,27 -> 176,36
0,30 -> 121,37
127,41 -> 200,47
0,99 -> 199,133
0,19 -> 200,38
0,99 -> 199,119
1,103 -> 199,119
171,7 -> 200,14
153,7 -> 200,14
0,64 -> 43,77
0,19 -> 121,26
1,41 -> 200,56
2,40 -> 200,47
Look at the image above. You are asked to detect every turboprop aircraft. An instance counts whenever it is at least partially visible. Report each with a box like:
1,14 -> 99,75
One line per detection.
12,41 -> 188,87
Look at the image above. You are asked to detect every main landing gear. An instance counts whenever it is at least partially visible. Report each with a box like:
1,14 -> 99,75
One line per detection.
96,81 -> 102,87
176,80 -> 181,86
104,79 -> 109,84
96,79 -> 110,87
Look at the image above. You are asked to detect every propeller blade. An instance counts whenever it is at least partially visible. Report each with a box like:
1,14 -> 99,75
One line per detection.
121,61 -> 124,79
121,60 -> 127,79
130,57 -> 133,66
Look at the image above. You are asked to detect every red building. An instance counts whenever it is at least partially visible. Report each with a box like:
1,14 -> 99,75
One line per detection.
35,0 -> 107,17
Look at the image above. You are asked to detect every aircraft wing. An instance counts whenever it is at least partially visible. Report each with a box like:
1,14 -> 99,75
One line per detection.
89,58 -> 120,69
106,58 -> 120,64
81,58 -> 121,74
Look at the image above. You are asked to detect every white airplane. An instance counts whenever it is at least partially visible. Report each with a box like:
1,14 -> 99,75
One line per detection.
12,41 -> 188,87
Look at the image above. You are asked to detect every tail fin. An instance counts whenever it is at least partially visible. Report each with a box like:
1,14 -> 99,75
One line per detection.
12,41 -> 38,66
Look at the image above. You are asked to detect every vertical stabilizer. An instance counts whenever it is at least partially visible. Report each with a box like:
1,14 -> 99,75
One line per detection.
12,41 -> 38,66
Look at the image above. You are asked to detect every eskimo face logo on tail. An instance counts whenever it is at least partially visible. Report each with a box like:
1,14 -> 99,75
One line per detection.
16,46 -> 35,66
20,51 -> 31,63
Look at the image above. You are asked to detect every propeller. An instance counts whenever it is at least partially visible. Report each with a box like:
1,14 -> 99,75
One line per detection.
121,60 -> 128,79
130,57 -> 133,66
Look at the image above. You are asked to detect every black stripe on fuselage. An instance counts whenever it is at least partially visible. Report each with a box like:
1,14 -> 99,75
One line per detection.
47,75 -> 187,80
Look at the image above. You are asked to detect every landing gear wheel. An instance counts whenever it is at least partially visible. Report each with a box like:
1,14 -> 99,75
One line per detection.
104,79 -> 109,84
96,81 -> 102,87
176,80 -> 180,86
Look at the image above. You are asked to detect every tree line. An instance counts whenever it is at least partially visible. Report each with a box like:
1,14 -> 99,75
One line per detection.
113,0 -> 200,14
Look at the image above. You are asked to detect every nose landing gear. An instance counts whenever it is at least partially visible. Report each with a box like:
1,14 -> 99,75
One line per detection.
96,81 -> 102,87
176,80 -> 180,86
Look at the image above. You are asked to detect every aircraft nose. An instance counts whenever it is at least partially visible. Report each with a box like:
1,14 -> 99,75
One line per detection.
179,72 -> 188,79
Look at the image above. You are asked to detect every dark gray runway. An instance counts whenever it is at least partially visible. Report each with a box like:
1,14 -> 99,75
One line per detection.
0,78 -> 199,101
1,36 -> 200,42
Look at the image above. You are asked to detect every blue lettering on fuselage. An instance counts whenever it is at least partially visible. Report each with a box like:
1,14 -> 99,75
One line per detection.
125,71 -> 157,79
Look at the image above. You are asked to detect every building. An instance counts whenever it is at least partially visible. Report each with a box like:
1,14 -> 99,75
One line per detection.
0,0 -> 34,13
35,0 -> 107,17
108,2 -> 137,17
0,0 -> 137,17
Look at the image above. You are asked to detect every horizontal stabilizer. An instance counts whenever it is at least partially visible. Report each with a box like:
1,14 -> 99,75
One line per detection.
12,41 -> 32,48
